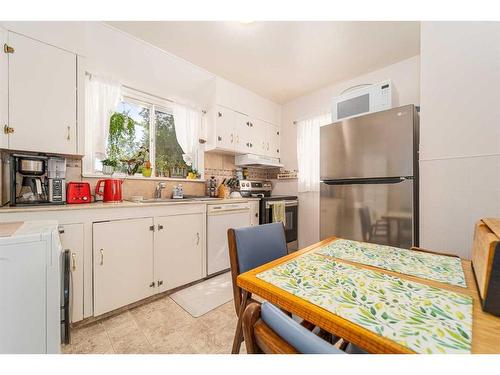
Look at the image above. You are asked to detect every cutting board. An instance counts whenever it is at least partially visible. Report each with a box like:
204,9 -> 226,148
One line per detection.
472,218 -> 500,316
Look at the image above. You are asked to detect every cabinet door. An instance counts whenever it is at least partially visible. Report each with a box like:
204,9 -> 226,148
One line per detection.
93,218 -> 154,316
214,105 -> 235,151
7,32 -> 77,154
267,124 -> 281,158
154,213 -> 204,292
253,119 -> 268,156
249,201 -> 260,226
59,223 -> 84,323
234,112 -> 251,154
0,27 -> 8,149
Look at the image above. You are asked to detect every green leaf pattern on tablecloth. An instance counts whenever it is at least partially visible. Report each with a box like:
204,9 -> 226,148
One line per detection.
315,239 -> 466,288
257,253 -> 473,354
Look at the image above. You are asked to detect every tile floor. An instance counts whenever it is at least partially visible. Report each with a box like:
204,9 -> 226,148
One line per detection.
63,296 -> 246,354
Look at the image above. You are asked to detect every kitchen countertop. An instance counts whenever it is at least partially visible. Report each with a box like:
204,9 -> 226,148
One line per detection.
0,197 -> 261,214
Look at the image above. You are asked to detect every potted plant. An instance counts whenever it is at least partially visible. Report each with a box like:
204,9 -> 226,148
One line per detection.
101,158 -> 118,175
121,146 -> 149,176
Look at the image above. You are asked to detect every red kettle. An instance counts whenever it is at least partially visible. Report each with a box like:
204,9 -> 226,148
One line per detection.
95,178 -> 123,203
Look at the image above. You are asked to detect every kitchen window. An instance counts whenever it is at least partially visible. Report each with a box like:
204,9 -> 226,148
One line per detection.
89,86 -> 201,179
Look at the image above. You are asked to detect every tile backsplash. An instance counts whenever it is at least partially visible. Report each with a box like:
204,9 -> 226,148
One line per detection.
203,152 -> 279,183
1,150 -> 278,203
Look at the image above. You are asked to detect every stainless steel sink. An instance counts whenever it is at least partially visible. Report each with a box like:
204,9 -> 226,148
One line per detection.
136,198 -> 192,203
133,197 -> 221,203
190,197 -> 222,201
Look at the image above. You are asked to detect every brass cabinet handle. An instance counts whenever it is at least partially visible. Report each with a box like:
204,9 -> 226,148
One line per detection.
3,44 -> 14,54
100,249 -> 104,265
196,232 -> 200,246
71,252 -> 77,271
3,125 -> 14,134
231,133 -> 234,143
67,126 -> 71,140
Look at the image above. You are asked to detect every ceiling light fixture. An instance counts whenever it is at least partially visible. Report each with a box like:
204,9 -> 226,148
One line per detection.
239,20 -> 256,24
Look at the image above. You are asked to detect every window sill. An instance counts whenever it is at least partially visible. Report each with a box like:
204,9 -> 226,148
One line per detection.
82,173 -> 206,183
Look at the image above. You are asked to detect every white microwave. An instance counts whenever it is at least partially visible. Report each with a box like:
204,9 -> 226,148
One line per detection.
332,80 -> 394,122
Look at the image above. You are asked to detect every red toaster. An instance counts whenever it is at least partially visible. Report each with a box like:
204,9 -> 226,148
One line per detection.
66,182 -> 92,204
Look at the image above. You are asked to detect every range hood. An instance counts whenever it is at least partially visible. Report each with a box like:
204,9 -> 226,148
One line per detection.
235,154 -> 284,168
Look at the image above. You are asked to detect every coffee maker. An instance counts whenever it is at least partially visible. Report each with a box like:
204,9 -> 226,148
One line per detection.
9,154 -> 66,206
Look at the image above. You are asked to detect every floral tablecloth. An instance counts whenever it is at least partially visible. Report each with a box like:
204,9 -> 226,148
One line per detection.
314,239 -> 467,288
257,253 -> 473,353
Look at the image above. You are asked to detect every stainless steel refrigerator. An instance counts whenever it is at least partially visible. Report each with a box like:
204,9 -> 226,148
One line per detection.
320,104 -> 419,249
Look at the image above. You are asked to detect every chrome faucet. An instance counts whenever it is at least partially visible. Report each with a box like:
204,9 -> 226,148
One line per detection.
154,182 -> 166,199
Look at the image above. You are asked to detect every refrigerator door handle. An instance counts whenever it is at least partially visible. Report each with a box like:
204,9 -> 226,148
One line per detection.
321,176 -> 412,185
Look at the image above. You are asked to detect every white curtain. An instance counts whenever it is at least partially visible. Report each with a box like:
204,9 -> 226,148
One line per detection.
84,74 -> 122,164
172,102 -> 202,167
297,113 -> 331,192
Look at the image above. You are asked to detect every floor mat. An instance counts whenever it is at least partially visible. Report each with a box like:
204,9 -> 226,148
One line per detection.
170,272 -> 234,318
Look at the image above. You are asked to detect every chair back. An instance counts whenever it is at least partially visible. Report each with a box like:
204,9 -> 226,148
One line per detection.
242,302 -> 344,354
227,223 -> 288,315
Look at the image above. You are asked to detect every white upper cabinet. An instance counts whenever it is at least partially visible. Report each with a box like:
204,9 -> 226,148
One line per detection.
234,112 -> 252,154
210,105 -> 236,152
0,27 -> 8,149
267,124 -> 280,158
206,77 -> 282,157
206,105 -> 281,157
253,118 -> 268,156
6,32 -> 77,155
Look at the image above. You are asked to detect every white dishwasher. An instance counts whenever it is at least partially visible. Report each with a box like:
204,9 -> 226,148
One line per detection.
207,202 -> 250,276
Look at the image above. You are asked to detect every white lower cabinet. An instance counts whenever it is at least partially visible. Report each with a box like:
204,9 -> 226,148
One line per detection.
249,201 -> 260,226
154,213 -> 205,292
58,223 -> 84,323
93,218 -> 155,316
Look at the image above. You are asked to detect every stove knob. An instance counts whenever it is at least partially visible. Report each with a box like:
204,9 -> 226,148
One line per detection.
82,196 -> 88,201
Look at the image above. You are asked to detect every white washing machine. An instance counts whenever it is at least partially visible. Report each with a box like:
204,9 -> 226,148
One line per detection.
0,220 -> 65,353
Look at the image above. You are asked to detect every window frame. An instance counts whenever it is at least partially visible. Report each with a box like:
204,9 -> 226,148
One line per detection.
85,86 -> 204,181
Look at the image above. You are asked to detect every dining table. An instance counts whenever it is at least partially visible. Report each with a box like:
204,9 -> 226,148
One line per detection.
236,237 -> 500,354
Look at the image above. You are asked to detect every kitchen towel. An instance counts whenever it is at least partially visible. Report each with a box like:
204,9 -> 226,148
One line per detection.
272,201 -> 286,225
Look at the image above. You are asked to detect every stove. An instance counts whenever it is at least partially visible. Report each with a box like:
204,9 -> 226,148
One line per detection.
237,180 -> 298,251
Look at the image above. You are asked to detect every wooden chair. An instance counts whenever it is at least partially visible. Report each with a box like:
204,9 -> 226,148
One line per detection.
227,222 -> 289,354
243,302 -> 366,354
359,206 -> 390,244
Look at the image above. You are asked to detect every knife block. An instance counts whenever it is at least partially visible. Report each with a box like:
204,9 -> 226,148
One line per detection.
472,218 -> 500,316
217,184 -> 230,199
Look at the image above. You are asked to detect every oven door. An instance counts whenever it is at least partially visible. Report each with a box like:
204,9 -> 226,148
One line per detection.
263,200 -> 298,244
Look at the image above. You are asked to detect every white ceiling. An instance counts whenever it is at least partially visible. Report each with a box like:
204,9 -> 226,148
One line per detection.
107,21 -> 420,104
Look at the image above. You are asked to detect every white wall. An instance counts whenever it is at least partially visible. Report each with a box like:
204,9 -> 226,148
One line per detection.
276,55 -> 421,248
420,22 -> 500,259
